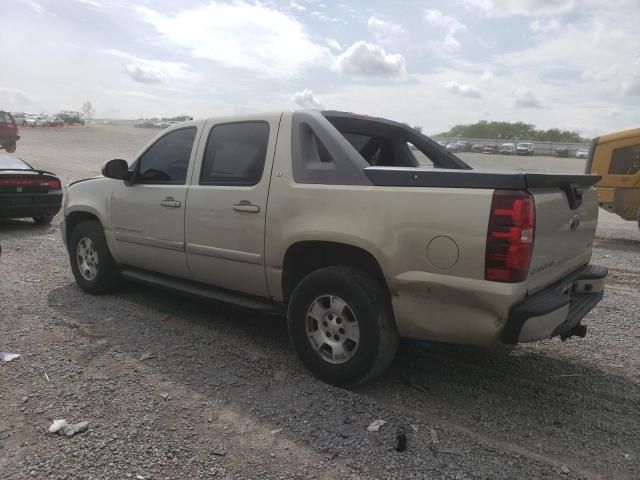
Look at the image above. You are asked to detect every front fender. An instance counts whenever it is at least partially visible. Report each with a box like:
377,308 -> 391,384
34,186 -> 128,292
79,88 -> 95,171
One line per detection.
64,177 -> 117,257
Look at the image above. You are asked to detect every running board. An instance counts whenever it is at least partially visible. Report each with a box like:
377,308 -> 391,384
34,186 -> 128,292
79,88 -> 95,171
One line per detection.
120,268 -> 283,314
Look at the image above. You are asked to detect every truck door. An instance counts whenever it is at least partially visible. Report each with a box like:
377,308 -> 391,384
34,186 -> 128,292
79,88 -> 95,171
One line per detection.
184,114 -> 282,297
110,126 -> 200,279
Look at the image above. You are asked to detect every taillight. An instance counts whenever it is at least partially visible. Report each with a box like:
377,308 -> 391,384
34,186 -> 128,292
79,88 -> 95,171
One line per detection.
0,177 -> 61,190
47,178 -> 61,190
485,190 -> 535,283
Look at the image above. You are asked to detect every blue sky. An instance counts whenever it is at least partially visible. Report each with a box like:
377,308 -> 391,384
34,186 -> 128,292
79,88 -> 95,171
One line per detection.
2,0 -> 638,136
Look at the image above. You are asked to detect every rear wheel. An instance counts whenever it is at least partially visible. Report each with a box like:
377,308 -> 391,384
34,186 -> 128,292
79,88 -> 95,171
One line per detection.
287,266 -> 398,386
4,142 -> 16,153
33,215 -> 53,225
69,220 -> 120,294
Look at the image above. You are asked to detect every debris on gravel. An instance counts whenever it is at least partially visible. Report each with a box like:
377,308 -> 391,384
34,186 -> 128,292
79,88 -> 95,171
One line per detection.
0,352 -> 21,362
48,419 -> 89,436
367,419 -> 386,432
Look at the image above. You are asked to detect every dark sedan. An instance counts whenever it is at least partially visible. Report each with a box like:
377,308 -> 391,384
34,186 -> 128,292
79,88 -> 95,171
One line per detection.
0,154 -> 62,224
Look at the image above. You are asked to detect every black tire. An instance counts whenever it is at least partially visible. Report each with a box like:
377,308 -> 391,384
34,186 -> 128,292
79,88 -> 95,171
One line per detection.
287,266 -> 399,386
4,142 -> 16,153
33,215 -> 53,225
68,220 -> 120,294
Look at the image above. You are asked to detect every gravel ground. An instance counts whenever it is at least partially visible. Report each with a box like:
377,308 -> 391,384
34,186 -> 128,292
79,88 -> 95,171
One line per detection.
1,125 -> 639,480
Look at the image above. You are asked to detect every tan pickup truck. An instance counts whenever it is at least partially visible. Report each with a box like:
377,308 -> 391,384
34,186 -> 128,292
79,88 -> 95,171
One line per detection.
62,110 -> 608,386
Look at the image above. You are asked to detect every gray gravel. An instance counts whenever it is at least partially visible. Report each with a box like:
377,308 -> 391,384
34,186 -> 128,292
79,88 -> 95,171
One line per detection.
1,124 -> 638,479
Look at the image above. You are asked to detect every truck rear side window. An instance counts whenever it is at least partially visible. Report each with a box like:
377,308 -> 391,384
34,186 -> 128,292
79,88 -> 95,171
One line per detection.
609,144 -> 640,175
200,122 -> 270,186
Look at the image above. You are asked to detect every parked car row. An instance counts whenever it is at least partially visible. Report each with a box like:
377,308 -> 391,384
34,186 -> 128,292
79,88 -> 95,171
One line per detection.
11,111 -> 84,128
438,140 -> 589,157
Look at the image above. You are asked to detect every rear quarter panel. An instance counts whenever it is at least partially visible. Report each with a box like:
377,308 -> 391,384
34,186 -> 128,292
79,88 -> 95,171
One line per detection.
264,113 -> 495,299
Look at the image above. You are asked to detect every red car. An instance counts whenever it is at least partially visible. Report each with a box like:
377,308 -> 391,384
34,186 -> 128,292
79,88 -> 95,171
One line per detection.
0,111 -> 20,153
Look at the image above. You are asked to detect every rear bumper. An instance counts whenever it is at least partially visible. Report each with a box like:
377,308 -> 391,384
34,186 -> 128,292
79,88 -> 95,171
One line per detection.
0,192 -> 62,219
503,265 -> 608,344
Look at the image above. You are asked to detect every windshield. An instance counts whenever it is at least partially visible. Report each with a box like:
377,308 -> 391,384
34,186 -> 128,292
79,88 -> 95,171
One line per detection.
0,111 -> 13,124
0,154 -> 31,170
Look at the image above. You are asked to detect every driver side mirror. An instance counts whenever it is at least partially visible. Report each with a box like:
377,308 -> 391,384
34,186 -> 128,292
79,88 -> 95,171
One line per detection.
102,159 -> 130,181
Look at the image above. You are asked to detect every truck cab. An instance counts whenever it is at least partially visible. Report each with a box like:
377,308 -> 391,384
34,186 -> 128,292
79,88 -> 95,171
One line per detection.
586,128 -> 640,228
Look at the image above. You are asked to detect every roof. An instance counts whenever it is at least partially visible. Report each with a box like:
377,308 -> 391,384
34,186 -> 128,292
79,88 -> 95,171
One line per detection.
598,127 -> 640,144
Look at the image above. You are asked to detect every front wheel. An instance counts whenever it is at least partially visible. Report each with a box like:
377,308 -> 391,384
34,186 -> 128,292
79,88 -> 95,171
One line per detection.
287,266 -> 398,386
4,142 -> 16,153
68,220 -> 120,294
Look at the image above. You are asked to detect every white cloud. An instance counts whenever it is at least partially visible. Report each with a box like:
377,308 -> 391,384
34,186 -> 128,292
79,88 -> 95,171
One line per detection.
137,2 -> 331,79
425,10 -> 466,33
0,87 -> 40,111
21,0 -> 44,14
444,81 -> 483,98
481,69 -> 494,80
513,88 -> 542,108
73,0 -> 102,7
464,0 -> 575,16
290,1 -> 306,11
124,64 -> 166,84
367,16 -> 404,43
333,41 -> 406,78
530,18 -> 562,34
326,38 -> 342,51
425,10 -> 466,52
104,49 -> 197,83
292,89 -> 324,109
498,13 -> 640,98
103,89 -> 163,101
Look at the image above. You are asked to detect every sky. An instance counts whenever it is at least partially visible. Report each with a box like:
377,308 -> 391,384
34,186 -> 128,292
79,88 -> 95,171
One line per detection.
1,0 -> 638,136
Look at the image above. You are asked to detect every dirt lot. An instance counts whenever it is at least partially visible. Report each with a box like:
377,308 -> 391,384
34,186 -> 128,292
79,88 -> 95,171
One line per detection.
1,124 -> 639,480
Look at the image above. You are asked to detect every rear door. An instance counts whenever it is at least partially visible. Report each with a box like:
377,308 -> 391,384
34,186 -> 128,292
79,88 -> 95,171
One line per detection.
110,125 -> 200,279
184,114 -> 281,297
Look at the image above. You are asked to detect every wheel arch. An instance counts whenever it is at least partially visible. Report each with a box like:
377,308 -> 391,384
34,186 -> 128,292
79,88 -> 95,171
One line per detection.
281,240 -> 390,303
65,209 -> 104,249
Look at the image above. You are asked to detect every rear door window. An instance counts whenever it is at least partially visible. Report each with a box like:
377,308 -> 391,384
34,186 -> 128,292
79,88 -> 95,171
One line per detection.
609,144 -> 640,175
137,127 -> 197,184
200,122 -> 270,186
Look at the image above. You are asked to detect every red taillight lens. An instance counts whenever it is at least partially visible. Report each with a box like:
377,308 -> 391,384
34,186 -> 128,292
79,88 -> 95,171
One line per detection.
485,190 -> 535,283
47,178 -> 61,190
0,177 -> 61,190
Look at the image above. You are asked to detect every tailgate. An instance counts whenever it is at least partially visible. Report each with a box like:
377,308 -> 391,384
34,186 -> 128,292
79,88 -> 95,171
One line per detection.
526,175 -> 600,295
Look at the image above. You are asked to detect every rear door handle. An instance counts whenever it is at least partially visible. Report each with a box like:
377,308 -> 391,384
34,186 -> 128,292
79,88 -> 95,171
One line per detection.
160,198 -> 181,208
232,202 -> 260,213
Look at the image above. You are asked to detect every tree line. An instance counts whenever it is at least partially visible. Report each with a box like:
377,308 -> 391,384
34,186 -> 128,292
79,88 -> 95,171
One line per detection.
436,120 -> 590,142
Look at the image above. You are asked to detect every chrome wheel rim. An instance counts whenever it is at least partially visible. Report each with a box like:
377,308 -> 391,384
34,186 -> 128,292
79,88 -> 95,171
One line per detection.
76,237 -> 99,281
305,295 -> 360,364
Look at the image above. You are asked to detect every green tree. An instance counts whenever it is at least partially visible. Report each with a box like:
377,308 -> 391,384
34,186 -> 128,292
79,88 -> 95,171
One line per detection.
438,121 -> 589,142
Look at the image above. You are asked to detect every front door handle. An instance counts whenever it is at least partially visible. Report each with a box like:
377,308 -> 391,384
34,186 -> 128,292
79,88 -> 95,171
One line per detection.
232,201 -> 260,213
160,198 -> 181,208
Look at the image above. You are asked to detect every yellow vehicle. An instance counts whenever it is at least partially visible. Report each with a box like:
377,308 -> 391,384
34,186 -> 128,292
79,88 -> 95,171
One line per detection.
586,128 -> 640,229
